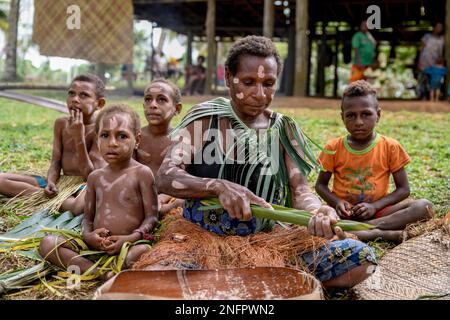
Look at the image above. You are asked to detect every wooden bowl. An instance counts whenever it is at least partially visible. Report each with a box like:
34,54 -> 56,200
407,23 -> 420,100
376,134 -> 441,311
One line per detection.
94,267 -> 323,300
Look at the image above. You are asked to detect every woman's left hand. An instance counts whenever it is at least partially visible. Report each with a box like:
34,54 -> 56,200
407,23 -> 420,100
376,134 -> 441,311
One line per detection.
307,205 -> 346,240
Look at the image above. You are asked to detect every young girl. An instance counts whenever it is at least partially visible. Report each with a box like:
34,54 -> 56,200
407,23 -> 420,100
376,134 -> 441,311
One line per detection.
137,78 -> 184,216
39,104 -> 158,278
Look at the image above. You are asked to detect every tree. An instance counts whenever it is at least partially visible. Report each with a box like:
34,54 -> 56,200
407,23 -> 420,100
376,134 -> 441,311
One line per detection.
3,0 -> 19,81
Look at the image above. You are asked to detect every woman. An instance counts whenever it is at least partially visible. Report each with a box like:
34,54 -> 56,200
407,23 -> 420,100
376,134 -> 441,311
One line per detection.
154,36 -> 377,288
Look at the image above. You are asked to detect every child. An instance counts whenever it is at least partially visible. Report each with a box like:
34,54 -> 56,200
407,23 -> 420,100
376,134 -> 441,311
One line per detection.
0,74 -> 107,214
424,57 -> 447,102
137,79 -> 184,215
315,80 -> 433,242
39,104 -> 158,277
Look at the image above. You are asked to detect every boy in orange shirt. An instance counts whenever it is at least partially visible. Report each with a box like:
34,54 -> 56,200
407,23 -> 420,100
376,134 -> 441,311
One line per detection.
315,80 -> 433,242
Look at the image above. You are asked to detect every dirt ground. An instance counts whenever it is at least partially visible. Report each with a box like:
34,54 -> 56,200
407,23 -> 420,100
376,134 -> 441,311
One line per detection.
182,96 -> 450,113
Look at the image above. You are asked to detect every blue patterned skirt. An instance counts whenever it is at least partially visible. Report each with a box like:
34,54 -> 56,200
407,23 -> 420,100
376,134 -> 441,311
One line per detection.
183,199 -> 377,282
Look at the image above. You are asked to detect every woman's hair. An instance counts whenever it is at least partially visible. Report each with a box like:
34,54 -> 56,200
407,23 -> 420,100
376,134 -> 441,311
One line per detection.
342,80 -> 379,110
225,35 -> 283,76
145,78 -> 181,104
71,74 -> 106,98
95,103 -> 141,135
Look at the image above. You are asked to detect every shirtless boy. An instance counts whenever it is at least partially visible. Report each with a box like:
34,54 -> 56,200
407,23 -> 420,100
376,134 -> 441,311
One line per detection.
137,79 -> 184,215
0,74 -> 107,214
39,104 -> 158,276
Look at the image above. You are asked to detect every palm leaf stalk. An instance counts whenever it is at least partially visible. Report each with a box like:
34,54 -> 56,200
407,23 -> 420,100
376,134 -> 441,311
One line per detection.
199,198 -> 374,231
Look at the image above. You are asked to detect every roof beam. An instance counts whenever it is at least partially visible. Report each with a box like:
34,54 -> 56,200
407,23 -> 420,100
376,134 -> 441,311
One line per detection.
134,0 -> 206,4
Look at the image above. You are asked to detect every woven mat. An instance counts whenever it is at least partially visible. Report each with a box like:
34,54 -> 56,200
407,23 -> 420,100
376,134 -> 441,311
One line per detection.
32,0 -> 133,64
355,229 -> 450,300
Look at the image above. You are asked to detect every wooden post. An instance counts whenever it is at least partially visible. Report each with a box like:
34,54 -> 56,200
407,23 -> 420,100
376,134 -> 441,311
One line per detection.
263,0 -> 274,38
294,0 -> 309,96
3,0 -> 20,81
284,25 -> 295,96
126,63 -> 134,95
96,63 -> 106,83
205,0 -> 216,95
306,21 -> 314,96
445,0 -> 450,96
186,30 -> 193,67
316,27 -> 326,97
333,30 -> 339,97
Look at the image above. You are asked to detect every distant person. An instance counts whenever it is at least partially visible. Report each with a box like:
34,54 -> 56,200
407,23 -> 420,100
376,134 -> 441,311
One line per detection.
447,84 -> 450,103
424,57 -> 447,102
121,64 -> 137,81
417,23 -> 444,100
184,55 -> 206,95
153,53 -> 168,79
315,80 -> 434,242
217,63 -> 225,87
350,20 -> 377,83
167,57 -> 181,81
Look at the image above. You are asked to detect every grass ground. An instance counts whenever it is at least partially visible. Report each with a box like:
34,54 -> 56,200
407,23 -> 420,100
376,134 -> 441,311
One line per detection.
0,95 -> 448,299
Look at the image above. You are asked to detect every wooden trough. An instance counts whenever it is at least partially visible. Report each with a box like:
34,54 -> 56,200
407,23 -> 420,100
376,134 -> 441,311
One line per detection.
94,267 -> 323,300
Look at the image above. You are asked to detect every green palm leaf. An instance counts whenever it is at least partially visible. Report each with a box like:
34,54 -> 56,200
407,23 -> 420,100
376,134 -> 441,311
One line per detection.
199,198 -> 374,231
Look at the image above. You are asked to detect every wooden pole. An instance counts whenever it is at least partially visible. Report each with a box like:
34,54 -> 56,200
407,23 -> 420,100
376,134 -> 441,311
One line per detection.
3,0 -> 20,81
126,63 -> 134,95
445,0 -> 450,96
186,30 -> 193,67
205,0 -> 216,95
316,26 -> 326,97
333,30 -> 339,97
284,25 -> 295,96
294,0 -> 308,96
263,0 -> 274,38
96,63 -> 106,83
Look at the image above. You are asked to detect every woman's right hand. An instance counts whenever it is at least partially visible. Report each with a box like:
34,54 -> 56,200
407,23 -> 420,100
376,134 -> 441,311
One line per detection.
215,180 -> 273,221
308,208 -> 346,240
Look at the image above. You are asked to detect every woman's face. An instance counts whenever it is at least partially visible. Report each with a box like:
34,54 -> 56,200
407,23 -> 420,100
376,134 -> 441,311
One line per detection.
225,55 -> 278,119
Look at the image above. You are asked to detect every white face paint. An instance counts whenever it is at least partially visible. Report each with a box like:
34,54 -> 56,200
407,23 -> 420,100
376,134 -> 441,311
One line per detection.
172,180 -> 187,189
109,116 -> 118,128
233,78 -> 239,84
148,86 -> 162,93
205,180 -> 215,190
236,92 -> 244,100
257,65 -> 265,78
271,94 -> 274,100
165,167 -> 176,175
289,168 -> 301,179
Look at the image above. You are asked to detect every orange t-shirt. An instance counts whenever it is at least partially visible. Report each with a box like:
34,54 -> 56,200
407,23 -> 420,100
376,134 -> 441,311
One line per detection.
318,134 -> 410,205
